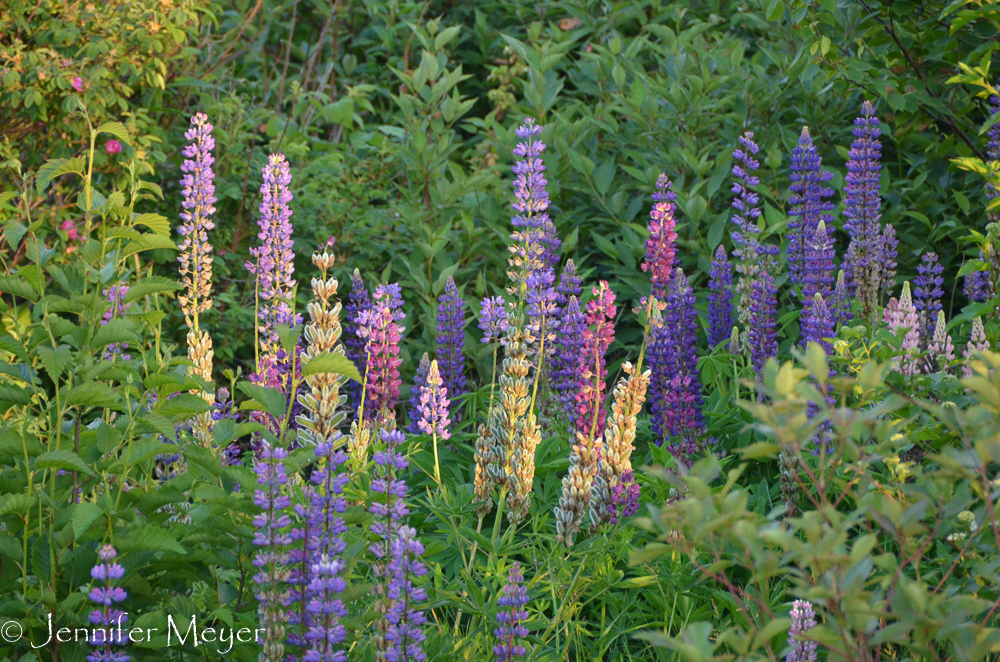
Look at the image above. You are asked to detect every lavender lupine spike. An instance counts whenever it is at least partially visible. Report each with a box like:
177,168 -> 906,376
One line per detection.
478,296 -> 508,343
494,562 -> 530,661
786,600 -> 818,662
358,284 -> 406,427
436,276 -> 466,418
963,317 -> 991,378
641,174 -> 678,301
87,545 -> 129,662
385,526 -> 428,662
829,269 -> 853,326
747,269 -> 778,373
987,83 -> 1000,222
608,470 -> 641,524
507,118 -> 552,297
842,101 -> 886,319
801,220 -> 835,311
801,293 -> 835,352
914,252 -> 944,343
416,360 -> 451,440
252,441 -> 293,662
345,270 -> 373,415
787,127 -> 835,289
406,353 -> 430,435
883,282 -> 921,376
102,284 -> 131,361
178,113 -> 217,438
525,266 -> 560,364
707,245 -> 734,348
248,154 -> 301,360
551,296 -> 586,418
555,259 -> 582,308
303,555 -> 348,662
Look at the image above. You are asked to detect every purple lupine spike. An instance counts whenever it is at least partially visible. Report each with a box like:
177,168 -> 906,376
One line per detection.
101,284 -> 131,361
608,470 -> 641,524
964,254 -> 990,303
252,440 -> 293,662
879,223 -> 898,293
801,293 -> 835,352
748,269 -> 778,373
800,220 -> 835,340
574,282 -> 616,441
829,269 -> 853,327
641,174 -> 679,301
787,127 -> 835,289
707,245 -> 734,348
358,285 -> 406,425
648,270 -> 704,450
345,270 -> 373,412
406,353 -> 431,435
555,259 -> 582,308
551,295 -> 586,418
478,296 -> 508,343
525,267 -> 560,359
913,252 -> 944,343
987,82 -> 1000,220
508,118 -> 554,295
786,600 -> 818,662
435,276 -> 466,417
842,101 -> 885,318
247,154 -> 301,358
416,360 -> 452,440
385,526 -> 428,662
494,562 -> 530,661
87,545 -> 129,662
303,555 -> 348,662
177,112 -> 216,331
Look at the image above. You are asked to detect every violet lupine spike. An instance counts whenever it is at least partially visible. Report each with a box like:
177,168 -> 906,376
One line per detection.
964,254 -> 990,303
478,296 -> 509,344
747,269 -> 778,374
555,259 -> 582,308
842,101 -> 885,319
87,545 -> 129,662
801,293 -> 835,352
247,154 -> 301,359
406,353 -> 431,435
787,127 -> 835,289
963,317 -> 991,378
303,555 -> 348,662
608,469 -> 641,524
416,360 -> 452,441
177,112 -> 217,331
385,526 -> 428,662
883,282 -> 921,376
707,245 -> 734,349
252,441 -> 293,662
494,562 -> 530,662
800,220 -> 835,340
786,600 -> 818,662
436,276 -> 466,418
829,269 -> 853,327
508,118 -> 553,297
552,295 -> 586,418
345,270 -> 373,414
987,82 -> 1000,222
913,252 -> 944,343
525,266 -> 560,361
102,284 -> 131,361
641,174 -> 678,301
574,282 -> 616,442
359,285 -> 406,426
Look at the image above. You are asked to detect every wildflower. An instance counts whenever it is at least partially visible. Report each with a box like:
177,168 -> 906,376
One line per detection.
359,285 -> 406,427
385,527 -> 428,662
829,269 -> 852,326
641,174 -> 678,301
303,555 -> 348,662
406,353 -> 431,435
555,259 -> 582,308
478,296 -> 508,344
787,127 -> 835,290
61,219 -> 79,241
747,269 -> 778,373
417,360 -> 451,483
707,245 -> 734,348
608,470 -> 641,524
105,139 -> 122,155
801,293 -> 835,352
525,265 -> 560,366
436,276 -> 466,418
87,545 -> 129,662
574,282 -> 616,441
248,154 -> 301,359
252,441 -> 292,662
101,284 -> 131,361
508,118 -> 554,296
879,224 -> 899,292
345,270 -> 373,413
964,256 -> 990,303
494,562 -> 530,661
801,220 -> 835,329
925,311 -> 955,372
988,82 -> 1000,222
551,295 -> 586,418
914,251 -> 944,340
962,317 -> 991,378
786,600 -> 818,662
72,76 -> 84,92
883,282 -> 921,375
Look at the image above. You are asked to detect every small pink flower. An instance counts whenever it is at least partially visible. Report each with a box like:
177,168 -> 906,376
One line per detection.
71,77 -> 83,92
62,59 -> 72,67
105,139 -> 122,155
61,220 -> 79,241
258,123 -> 268,133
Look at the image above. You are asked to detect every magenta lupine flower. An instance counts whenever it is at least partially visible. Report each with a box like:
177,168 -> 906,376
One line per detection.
509,118 -> 555,292
963,317 -> 991,378
385,526 -> 428,662
177,112 -> 216,329
359,284 -> 406,424
105,139 -> 122,155
252,441 -> 293,661
883,282 -> 921,375
641,174 -> 678,301
801,293 -> 835,352
707,245 -> 734,348
552,295 -> 586,418
345,270 -> 373,413
608,469 -> 641,524
102,284 -> 131,361
494,562 -> 530,661
247,154 -> 301,357
87,545 -> 129,662
478,296 -> 508,344
416,361 -> 452,440
732,131 -> 779,324
574,282 -> 616,441
913,252 -> 944,342
436,276 -> 466,417
72,76 -> 84,92
786,600 -> 818,662
406,353 -> 431,435
747,269 -> 778,373
842,101 -> 885,316
787,127 -> 835,289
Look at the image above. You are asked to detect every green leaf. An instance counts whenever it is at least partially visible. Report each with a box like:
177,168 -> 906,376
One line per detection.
66,382 -> 120,408
96,121 -> 132,147
122,276 -> 181,303
0,275 -> 39,302
301,352 -> 363,383
92,319 -> 139,351
629,542 -> 671,566
593,161 -> 616,196
36,157 -> 86,192
72,502 -> 104,539
133,213 -> 171,236
35,344 -> 72,380
4,219 -> 28,249
0,385 -> 31,407
0,493 -> 37,516
35,449 -> 95,476
738,442 -> 781,460
238,382 -> 289,419
117,526 -> 186,555
121,233 -> 177,258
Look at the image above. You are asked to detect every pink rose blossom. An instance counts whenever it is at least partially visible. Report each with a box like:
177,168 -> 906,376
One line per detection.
61,220 -> 79,241
105,139 -> 122,155
71,77 -> 83,92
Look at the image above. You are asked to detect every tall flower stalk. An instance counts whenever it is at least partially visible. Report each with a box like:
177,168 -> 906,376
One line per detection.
436,276 -> 466,420
416,359 -> 451,484
786,600 -> 818,662
494,562 -> 530,661
345,270 -> 373,416
787,127 -> 835,291
87,545 -> 129,662
253,441 -> 292,662
707,245 -> 734,349
359,284 -> 405,430
914,251 -> 944,344
883,282 -> 921,376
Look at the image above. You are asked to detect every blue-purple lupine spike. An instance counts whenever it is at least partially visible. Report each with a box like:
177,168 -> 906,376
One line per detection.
494,562 -> 530,661
436,276 -> 466,418
748,269 -> 778,373
913,251 -> 944,343
509,118 -> 554,295
787,127 -> 835,289
406,353 -> 431,435
478,296 -> 508,344
252,441 -> 293,662
965,252 -> 990,303
551,295 -> 586,418
829,269 -> 853,327
708,245 -> 734,349
101,284 -> 131,361
801,293 -> 835,352
87,545 -> 129,662
525,267 -> 560,361
385,526 -> 428,662
555,259 -> 582,308
800,221 -> 835,338
345,270 -> 372,415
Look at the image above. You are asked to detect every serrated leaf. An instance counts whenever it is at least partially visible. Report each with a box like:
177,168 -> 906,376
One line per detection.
36,157 -> 86,193
35,449 -> 95,476
122,277 -> 181,303
4,219 -> 27,249
301,352 -> 362,383
117,526 -> 186,555
0,275 -> 39,302
121,233 -> 176,258
92,319 -> 139,350
35,344 -> 72,380
66,382 -> 120,408
72,502 -> 104,539
133,213 -> 170,236
238,382 -> 289,419
96,121 -> 132,147
0,492 -> 37,516
0,385 -> 31,407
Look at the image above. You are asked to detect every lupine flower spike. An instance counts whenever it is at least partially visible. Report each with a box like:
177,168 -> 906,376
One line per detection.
474,296 -> 508,517
914,252 -> 944,344
963,317 -> 991,378
252,441 -> 292,662
926,311 -> 955,373
101,284 -> 131,361
551,296 -> 586,418
748,269 -> 778,374
800,220 -> 835,332
345,270 -> 373,415
707,245 -> 734,348
641,174 -> 678,302
786,600 -> 818,662
358,284 -> 405,429
436,276 -> 466,420
406,353 -> 431,435
385,527 -> 428,662
883,282 -> 921,375
87,545 -> 129,662
494,562 -> 530,661
508,118 -> 553,298
416,359 -> 451,483
787,127 -> 835,291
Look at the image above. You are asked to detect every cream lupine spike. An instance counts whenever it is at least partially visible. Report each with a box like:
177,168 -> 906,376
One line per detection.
295,240 -> 348,447
963,317 -> 991,378
178,113 -> 217,444
588,362 -> 650,533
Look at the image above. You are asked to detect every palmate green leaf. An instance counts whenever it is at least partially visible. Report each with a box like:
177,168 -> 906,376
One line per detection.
238,382 -> 289,419
116,526 -> 186,556
122,276 -> 181,303
71,502 -> 104,539
36,156 -> 86,192
301,352 -> 362,383
35,344 -> 72,380
35,449 -> 95,476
